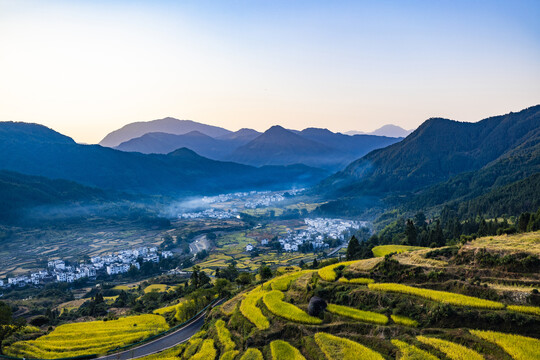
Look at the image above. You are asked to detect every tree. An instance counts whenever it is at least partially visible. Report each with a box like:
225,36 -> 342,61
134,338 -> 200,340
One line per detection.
414,212 -> 426,228
405,220 -> 417,245
312,258 -> 319,269
346,236 -> 362,260
259,265 -> 273,280
0,302 -> 25,353
214,278 -> 231,297
190,265 -> 201,289
236,272 -> 252,286
518,212 -> 531,232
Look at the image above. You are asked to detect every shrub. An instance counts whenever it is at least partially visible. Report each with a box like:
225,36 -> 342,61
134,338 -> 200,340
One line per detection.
326,304 -> 388,325
470,329 -> 540,360
239,287 -> 270,330
314,332 -> 385,360
368,283 -> 504,309
390,314 -> 418,327
263,290 -> 322,324
391,339 -> 438,360
215,319 -> 235,352
270,340 -> 306,360
416,336 -> 484,360
240,348 -> 264,360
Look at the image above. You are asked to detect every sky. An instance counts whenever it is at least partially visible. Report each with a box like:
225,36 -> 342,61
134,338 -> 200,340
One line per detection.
1,1 -> 539,144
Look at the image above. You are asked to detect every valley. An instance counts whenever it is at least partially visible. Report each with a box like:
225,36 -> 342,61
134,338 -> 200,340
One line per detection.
1,107 -> 539,359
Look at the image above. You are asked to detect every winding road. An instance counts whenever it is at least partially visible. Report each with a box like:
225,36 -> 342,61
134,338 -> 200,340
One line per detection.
98,300 -> 223,360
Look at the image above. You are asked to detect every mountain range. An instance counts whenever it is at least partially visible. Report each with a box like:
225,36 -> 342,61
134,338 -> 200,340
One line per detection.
1,105 -> 539,223
0,122 -> 328,196
112,122 -> 402,172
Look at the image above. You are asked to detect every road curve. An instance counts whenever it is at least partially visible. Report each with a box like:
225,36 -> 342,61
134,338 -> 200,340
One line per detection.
98,300 -> 223,360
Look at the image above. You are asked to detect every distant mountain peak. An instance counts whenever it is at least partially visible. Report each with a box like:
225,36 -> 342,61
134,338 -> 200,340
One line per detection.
99,117 -> 231,147
346,124 -> 413,138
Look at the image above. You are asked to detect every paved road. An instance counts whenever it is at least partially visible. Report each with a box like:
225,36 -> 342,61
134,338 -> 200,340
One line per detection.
98,300 -> 223,360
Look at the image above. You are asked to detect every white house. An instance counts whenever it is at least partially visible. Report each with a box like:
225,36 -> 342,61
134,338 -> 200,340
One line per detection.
246,244 -> 254,252
261,239 -> 269,246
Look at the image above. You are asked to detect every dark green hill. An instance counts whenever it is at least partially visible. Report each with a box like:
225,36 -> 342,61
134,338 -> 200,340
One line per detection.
318,105 -> 540,197
0,170 -> 113,223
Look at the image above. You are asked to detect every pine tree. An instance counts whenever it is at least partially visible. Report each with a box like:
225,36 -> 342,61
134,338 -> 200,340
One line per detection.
346,236 -> 362,260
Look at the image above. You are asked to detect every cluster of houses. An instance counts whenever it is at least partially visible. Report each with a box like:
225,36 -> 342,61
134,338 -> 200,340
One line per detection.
246,218 -> 366,253
0,247 -> 174,288
244,193 -> 286,209
179,208 -> 239,220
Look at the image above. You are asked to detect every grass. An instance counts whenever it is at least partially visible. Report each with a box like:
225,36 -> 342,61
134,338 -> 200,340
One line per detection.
391,315 -> 419,327
314,332 -> 385,360
368,283 -> 505,309
465,231 -> 540,255
270,340 -> 306,360
416,336 -> 484,360
239,348 -> 264,360
263,290 -> 322,324
153,302 -> 181,315
348,257 -> 384,271
338,277 -> 374,284
220,293 -> 244,316
470,329 -> 540,360
391,339 -> 439,360
144,284 -> 170,293
326,304 -> 388,325
371,245 -> 426,257
5,314 -> 169,359
507,304 -> 540,317
191,339 -> 216,360
239,287 -> 270,330
318,260 -> 358,281
215,320 -> 235,352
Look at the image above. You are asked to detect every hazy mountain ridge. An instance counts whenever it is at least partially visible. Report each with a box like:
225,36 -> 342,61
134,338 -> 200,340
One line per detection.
115,129 -> 260,159
0,122 -> 328,196
99,117 -> 232,147
227,125 -> 402,171
113,123 -> 402,171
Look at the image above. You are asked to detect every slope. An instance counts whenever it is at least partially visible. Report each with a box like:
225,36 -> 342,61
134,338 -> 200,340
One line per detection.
320,105 -> 540,197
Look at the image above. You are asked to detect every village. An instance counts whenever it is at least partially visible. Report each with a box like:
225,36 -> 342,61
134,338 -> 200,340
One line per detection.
0,246 -> 174,289
246,217 -> 368,252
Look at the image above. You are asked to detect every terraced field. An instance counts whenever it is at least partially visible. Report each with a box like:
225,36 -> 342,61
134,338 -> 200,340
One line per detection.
5,314 -> 168,358
11,233 -> 540,360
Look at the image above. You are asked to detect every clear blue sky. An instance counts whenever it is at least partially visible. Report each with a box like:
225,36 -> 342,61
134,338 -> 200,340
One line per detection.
1,0 -> 539,143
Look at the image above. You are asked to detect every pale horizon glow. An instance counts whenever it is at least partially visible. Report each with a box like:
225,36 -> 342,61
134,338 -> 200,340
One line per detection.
1,0 -> 539,143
